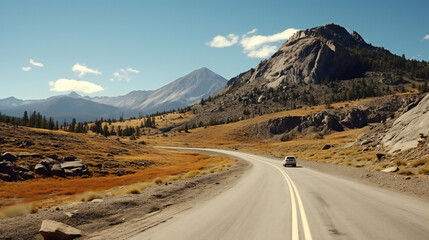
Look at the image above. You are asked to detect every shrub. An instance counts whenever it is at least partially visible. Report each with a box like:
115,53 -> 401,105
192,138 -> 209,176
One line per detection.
0,203 -> 35,219
79,191 -> 104,202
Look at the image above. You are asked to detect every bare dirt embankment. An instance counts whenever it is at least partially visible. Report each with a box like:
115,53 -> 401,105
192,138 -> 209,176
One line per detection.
0,158 -> 250,240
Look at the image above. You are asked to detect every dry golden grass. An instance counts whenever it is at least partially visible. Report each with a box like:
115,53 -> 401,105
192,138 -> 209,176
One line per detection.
0,152 -> 232,210
93,112 -> 195,130
0,123 -> 234,213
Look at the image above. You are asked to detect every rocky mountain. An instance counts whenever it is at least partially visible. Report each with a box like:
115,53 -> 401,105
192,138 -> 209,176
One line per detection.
92,67 -> 227,114
188,23 -> 428,126
0,67 -> 227,122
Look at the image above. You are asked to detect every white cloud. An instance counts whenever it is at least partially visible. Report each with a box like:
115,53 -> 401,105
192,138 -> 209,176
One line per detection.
22,66 -> 31,71
207,27 -> 299,58
246,45 -> 279,58
29,59 -> 44,67
72,63 -> 102,77
247,28 -> 257,34
240,28 -> 299,58
207,33 -> 239,48
126,67 -> 140,73
49,78 -> 104,93
111,67 -> 140,81
424,34 -> 429,40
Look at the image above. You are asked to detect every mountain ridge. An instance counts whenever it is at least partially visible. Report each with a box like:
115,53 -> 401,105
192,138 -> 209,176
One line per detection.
0,67 -> 227,121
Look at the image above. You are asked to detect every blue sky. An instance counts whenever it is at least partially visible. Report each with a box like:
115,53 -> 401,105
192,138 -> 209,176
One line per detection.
1,0 -> 428,99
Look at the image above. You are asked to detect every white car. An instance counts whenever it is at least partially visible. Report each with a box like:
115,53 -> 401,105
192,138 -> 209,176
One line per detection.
283,156 -> 296,167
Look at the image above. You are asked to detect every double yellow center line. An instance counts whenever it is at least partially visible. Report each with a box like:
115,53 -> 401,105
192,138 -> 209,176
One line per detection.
247,155 -> 313,240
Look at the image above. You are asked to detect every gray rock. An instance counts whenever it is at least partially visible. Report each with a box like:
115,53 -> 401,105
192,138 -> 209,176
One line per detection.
381,166 -> 399,173
1,152 -> 18,162
381,93 -> 429,153
39,220 -> 82,240
17,165 -> 30,172
0,161 -> 16,178
376,153 -> 386,161
340,109 -> 368,129
34,164 -> 49,176
61,160 -> 84,169
51,164 -> 65,177
0,173 -> 12,181
321,144 -> 332,150
21,171 -> 35,180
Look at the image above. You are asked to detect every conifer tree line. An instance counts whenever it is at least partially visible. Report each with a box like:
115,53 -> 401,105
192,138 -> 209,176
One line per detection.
0,111 -> 89,133
90,116 -> 156,138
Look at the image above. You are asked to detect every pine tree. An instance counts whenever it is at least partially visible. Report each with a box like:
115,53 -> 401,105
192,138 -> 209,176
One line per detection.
23,111 -> 28,126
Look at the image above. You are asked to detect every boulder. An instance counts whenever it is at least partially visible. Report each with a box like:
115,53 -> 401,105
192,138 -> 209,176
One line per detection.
35,164 -> 49,176
1,152 -> 18,162
322,115 -> 343,131
0,161 -> 16,176
376,153 -> 386,161
39,158 -> 56,168
0,173 -> 12,181
321,144 -> 332,150
22,139 -> 35,147
340,109 -> 368,129
17,165 -> 31,172
39,220 -> 82,240
21,171 -> 35,180
381,166 -> 399,173
47,154 -> 59,160
51,164 -> 65,177
61,160 -> 84,169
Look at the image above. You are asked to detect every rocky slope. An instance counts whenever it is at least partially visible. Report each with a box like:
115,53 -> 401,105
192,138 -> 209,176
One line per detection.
381,93 -> 429,153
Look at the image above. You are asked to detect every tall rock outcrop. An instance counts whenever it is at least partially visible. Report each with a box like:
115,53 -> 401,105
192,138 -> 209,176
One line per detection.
227,23 -> 373,89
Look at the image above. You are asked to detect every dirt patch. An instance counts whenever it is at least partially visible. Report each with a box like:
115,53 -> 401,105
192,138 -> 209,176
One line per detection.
299,159 -> 429,201
0,158 -> 250,239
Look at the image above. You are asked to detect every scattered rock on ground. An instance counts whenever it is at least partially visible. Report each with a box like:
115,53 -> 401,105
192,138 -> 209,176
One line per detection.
51,164 -> 65,177
39,220 -> 82,240
34,164 -> 49,176
322,144 -> 332,150
1,152 -> 18,162
376,153 -> 386,161
381,166 -> 399,173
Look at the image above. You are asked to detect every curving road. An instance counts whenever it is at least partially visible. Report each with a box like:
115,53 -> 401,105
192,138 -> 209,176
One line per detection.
131,148 -> 429,240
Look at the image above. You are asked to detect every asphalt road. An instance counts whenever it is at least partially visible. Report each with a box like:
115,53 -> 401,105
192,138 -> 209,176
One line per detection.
131,148 -> 429,240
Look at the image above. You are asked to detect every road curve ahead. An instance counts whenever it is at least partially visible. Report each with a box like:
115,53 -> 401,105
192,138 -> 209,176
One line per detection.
132,148 -> 429,240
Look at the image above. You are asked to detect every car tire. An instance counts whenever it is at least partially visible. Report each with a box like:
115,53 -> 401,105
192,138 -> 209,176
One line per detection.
293,164 -> 296,167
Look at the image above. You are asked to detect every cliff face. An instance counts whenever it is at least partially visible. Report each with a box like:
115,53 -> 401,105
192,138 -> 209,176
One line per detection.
381,93 -> 429,153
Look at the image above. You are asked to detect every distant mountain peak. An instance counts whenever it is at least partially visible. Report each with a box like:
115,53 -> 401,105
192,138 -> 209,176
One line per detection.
67,91 -> 82,98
